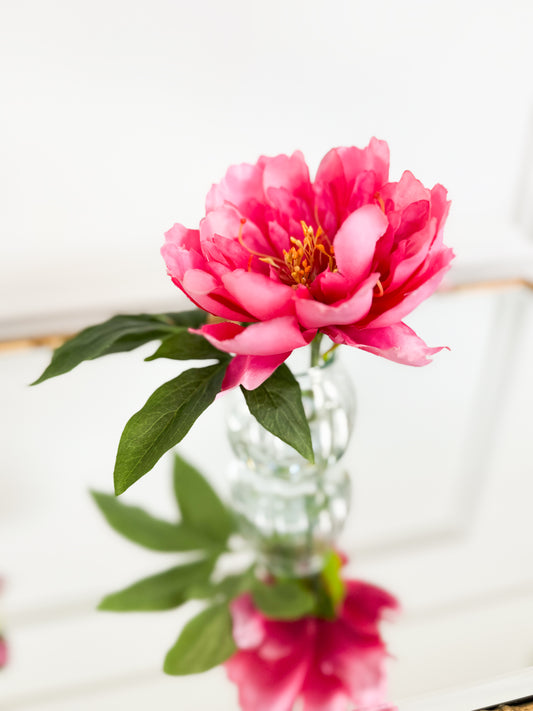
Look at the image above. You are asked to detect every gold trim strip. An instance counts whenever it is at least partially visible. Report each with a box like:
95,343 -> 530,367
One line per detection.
1,277 -> 532,354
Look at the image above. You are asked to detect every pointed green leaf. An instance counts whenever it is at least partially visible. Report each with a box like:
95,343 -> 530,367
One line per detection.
146,330 -> 227,362
32,311 -> 208,385
252,579 -> 315,620
91,491 -> 216,552
98,558 -> 215,612
113,363 -> 227,495
173,453 -> 235,543
241,364 -> 314,462
164,603 -> 236,675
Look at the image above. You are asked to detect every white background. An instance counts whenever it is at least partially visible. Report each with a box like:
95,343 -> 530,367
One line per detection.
2,1 -> 533,709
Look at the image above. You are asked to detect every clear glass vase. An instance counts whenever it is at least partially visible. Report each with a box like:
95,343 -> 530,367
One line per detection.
226,355 -> 356,577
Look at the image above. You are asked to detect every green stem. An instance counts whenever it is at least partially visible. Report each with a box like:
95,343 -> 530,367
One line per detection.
321,342 -> 340,362
310,334 -> 323,368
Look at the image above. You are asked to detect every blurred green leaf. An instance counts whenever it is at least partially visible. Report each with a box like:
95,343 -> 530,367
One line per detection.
164,603 -> 236,675
91,491 -> 215,552
98,557 -> 215,612
251,579 -> 315,620
185,567 -> 255,602
173,453 -> 235,544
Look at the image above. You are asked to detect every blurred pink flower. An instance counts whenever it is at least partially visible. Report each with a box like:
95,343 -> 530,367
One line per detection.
225,579 -> 399,711
0,636 -> 7,669
162,140 -> 453,389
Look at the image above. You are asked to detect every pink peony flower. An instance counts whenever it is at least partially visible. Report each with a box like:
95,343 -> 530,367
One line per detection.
225,579 -> 399,711
162,139 -> 453,389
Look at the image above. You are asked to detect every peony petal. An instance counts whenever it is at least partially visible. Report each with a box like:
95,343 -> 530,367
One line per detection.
222,270 -> 295,321
380,170 -> 430,213
385,216 -> 437,291
193,317 -> 314,356
342,580 -> 400,638
161,242 -> 208,282
324,322 -> 447,366
262,151 -> 312,204
200,204 -> 273,264
314,138 -> 390,228
163,223 -> 201,251
367,246 -> 454,328
295,273 -> 378,328
221,353 -> 289,391
182,269 -> 218,295
334,204 -> 389,284
206,161 -> 267,229
225,650 -> 309,711
230,595 -> 266,649
300,673 -> 349,711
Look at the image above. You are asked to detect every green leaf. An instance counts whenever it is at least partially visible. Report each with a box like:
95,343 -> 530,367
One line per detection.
251,579 -> 315,620
164,603 -> 236,675
215,568 -> 256,600
99,557 -> 216,612
113,363 -> 228,495
32,311 -> 208,385
91,491 -> 216,552
185,568 -> 255,602
146,330 -> 227,362
241,364 -> 314,463
173,453 -> 235,544
163,311 -> 210,329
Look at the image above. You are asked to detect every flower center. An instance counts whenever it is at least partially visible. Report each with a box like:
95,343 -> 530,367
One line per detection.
237,219 -> 336,288
281,222 -> 336,286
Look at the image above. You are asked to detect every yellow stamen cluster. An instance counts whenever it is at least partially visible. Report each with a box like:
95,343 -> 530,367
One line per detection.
281,222 -> 336,286
237,218 -> 336,287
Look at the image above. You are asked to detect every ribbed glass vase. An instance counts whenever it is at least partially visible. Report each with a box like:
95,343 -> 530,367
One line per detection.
226,355 -> 356,577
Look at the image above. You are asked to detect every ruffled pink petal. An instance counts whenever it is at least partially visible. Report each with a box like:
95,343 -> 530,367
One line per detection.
194,318 -> 314,356
161,238 -> 205,282
367,247 -> 454,328
221,270 -> 295,321
230,595 -> 266,649
221,352 -> 289,391
394,199 -> 430,240
314,139 -> 390,228
205,161 -> 267,229
333,643 -> 388,708
300,672 -> 349,711
385,217 -> 437,291
342,581 -> 400,637
163,223 -> 201,251
316,139 -> 389,196
310,270 -> 354,304
333,204 -> 389,284
176,269 -> 253,322
262,151 -> 312,205
226,650 -> 309,711
295,273 -> 378,328
324,322 -> 446,366
380,170 -> 431,213
200,204 -> 273,264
